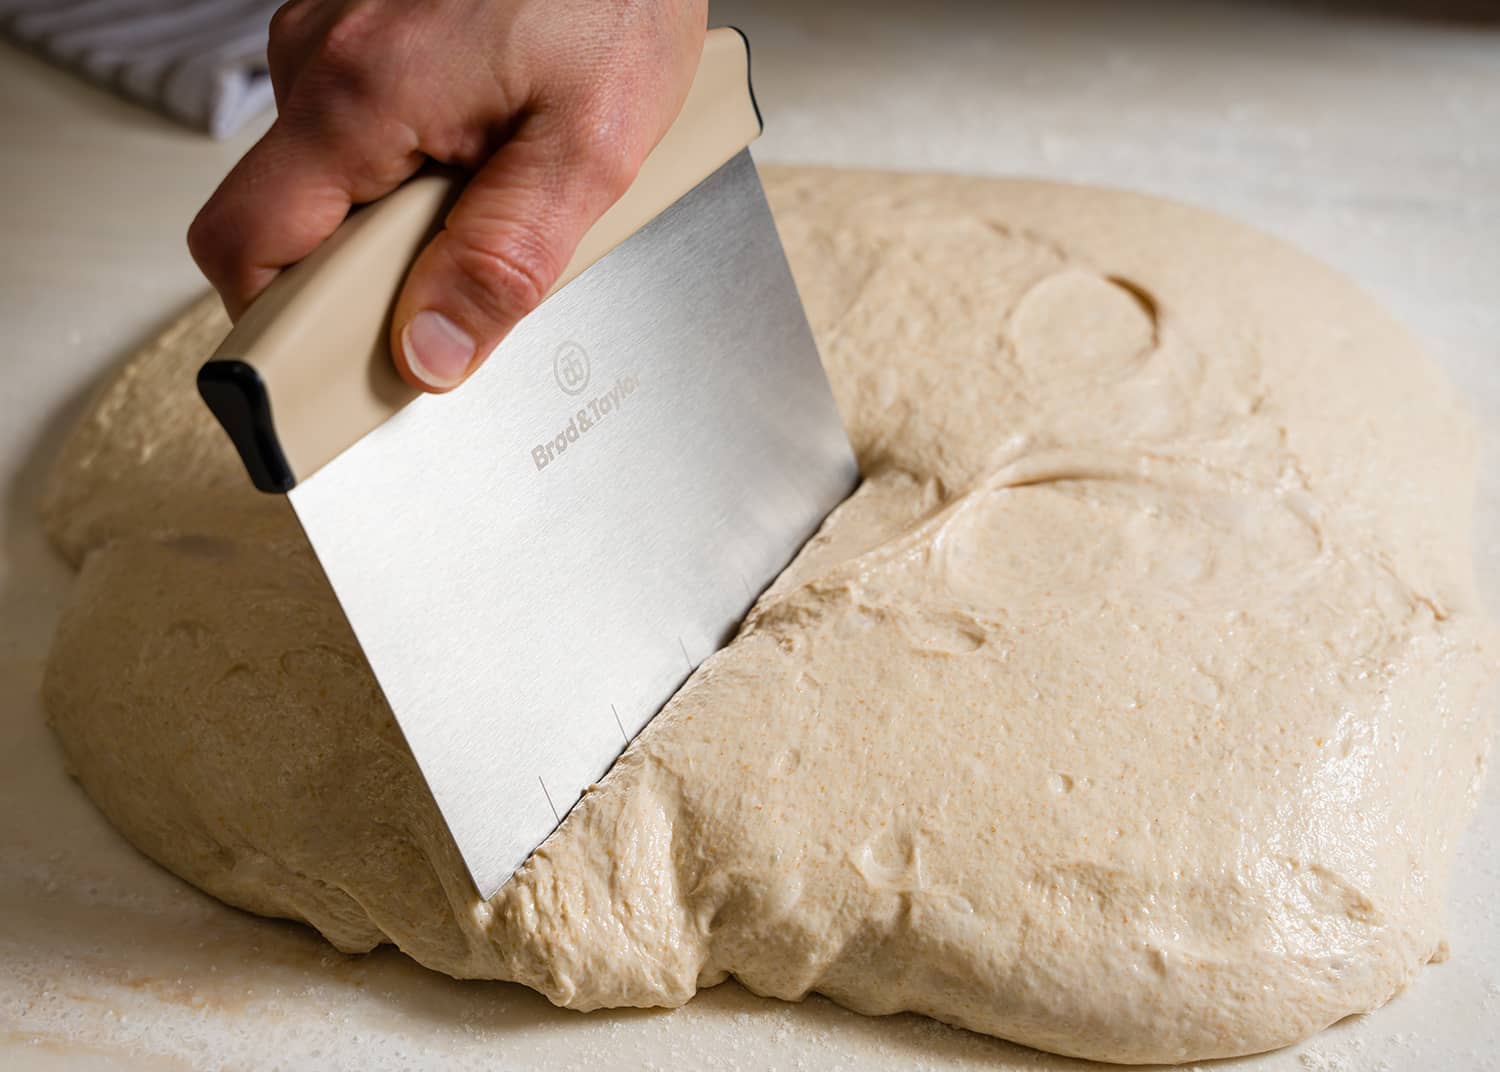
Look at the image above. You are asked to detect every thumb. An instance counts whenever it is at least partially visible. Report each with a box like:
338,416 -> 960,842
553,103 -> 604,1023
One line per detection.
392,119 -> 636,392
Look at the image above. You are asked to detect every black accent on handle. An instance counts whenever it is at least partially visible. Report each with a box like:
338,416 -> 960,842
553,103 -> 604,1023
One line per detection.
726,26 -> 764,135
197,360 -> 296,493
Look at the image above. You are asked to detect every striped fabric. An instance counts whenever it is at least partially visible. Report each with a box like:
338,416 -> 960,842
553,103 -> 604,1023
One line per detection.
1,0 -> 282,137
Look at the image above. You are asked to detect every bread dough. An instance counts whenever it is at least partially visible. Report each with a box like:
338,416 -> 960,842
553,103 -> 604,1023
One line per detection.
41,169 -> 1497,1064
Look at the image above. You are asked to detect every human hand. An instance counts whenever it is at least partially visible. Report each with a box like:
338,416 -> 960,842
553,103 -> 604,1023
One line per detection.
188,0 -> 707,391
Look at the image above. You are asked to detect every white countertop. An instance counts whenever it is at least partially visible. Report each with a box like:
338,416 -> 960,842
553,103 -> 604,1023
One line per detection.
2,2 -> 1497,1068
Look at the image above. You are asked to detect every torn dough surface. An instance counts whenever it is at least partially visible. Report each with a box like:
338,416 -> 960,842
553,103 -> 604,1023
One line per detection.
42,169 -> 1497,1064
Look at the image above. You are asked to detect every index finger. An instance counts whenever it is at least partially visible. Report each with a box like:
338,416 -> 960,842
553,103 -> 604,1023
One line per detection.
187,117 -> 421,319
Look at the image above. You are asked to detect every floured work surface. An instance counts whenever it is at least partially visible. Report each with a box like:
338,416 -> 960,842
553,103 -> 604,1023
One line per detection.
38,169 -> 1497,1064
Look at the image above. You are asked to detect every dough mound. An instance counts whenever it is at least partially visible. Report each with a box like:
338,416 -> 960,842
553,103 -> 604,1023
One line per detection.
42,170 -> 1497,1064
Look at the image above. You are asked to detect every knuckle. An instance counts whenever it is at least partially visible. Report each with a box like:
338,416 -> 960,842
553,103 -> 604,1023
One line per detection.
572,122 -> 639,200
422,125 -> 490,169
447,231 -> 557,323
266,0 -> 306,47
306,4 -> 389,93
185,204 -> 224,272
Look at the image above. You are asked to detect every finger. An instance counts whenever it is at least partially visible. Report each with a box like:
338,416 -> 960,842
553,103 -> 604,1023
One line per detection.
266,0 -> 326,109
187,125 -> 353,319
188,117 -> 421,319
390,114 -> 639,392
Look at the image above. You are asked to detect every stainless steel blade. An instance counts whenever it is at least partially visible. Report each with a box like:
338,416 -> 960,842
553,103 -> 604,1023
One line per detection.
287,149 -> 858,899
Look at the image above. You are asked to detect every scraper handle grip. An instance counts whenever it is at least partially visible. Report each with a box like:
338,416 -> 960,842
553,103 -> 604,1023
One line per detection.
197,27 -> 763,494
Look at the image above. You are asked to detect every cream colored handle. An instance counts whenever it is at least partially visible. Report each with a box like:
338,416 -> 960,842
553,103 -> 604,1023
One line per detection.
199,27 -> 762,492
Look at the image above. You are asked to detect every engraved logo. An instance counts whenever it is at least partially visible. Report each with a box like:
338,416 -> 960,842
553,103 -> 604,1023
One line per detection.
530,373 -> 641,472
553,341 -> 591,396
